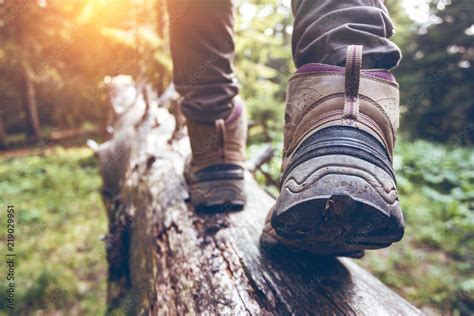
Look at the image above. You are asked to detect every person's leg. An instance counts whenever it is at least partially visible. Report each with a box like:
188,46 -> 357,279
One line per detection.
263,0 -> 404,257
291,0 -> 401,69
167,0 -> 238,122
167,0 -> 247,210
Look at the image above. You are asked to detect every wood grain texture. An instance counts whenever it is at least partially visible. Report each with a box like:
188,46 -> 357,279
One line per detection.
96,81 -> 422,315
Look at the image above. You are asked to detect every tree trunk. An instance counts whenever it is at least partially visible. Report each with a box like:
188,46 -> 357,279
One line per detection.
0,114 -> 7,149
21,62 -> 41,141
95,78 -> 422,315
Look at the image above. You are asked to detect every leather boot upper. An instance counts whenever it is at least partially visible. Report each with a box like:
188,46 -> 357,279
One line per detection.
187,97 -> 247,173
282,45 -> 399,172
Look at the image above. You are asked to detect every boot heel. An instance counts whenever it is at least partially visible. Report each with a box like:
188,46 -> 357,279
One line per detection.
272,154 -> 404,254
189,178 -> 246,212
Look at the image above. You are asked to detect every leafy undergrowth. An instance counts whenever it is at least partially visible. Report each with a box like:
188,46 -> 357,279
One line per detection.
362,139 -> 474,315
251,138 -> 474,315
0,147 -> 107,315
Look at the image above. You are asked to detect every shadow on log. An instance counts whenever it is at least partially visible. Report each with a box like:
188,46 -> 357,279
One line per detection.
93,77 -> 422,315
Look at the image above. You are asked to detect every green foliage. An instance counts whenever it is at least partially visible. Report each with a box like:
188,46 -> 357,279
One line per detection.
393,0 -> 474,143
392,141 -> 473,314
394,139 -> 474,258
235,1 -> 294,144
0,148 -> 107,315
384,0 -> 414,50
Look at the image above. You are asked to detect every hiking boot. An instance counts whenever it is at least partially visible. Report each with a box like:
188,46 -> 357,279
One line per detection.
184,98 -> 247,211
263,45 -> 404,256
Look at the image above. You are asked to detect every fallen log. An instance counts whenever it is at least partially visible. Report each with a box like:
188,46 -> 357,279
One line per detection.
94,78 -> 422,315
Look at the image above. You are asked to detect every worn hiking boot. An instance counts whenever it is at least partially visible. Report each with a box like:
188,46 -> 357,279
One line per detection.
184,98 -> 247,211
263,45 -> 404,256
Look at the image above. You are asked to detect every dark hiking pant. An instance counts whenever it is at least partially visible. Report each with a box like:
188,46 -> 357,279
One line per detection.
167,0 -> 401,122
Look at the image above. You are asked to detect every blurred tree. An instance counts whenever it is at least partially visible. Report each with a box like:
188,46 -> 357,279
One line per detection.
0,0 -> 171,143
395,0 -> 474,144
0,0 -> 50,141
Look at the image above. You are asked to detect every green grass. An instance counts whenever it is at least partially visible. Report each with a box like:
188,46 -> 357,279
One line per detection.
0,147 -> 107,315
251,138 -> 474,315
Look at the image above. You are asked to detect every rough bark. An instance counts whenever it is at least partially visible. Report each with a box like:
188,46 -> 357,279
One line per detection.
96,78 -> 422,315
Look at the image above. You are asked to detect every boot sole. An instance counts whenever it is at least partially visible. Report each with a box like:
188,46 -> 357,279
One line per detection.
189,178 -> 246,212
271,155 -> 404,255
261,214 -> 366,259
